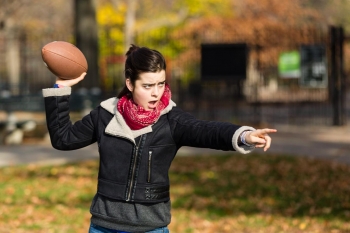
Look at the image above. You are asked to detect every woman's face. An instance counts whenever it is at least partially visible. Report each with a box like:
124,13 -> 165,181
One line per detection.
126,70 -> 166,111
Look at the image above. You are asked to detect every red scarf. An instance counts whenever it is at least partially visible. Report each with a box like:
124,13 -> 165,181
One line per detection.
117,84 -> 171,130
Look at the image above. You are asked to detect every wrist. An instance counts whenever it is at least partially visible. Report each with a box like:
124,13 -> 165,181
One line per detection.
240,130 -> 254,147
53,83 -> 66,88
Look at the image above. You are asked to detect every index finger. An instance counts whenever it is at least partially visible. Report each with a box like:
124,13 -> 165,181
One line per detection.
259,128 -> 277,134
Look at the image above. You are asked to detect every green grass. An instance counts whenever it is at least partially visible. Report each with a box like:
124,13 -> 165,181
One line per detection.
1,153 -> 350,232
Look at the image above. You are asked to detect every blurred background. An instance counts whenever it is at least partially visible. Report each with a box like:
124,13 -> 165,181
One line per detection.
0,0 -> 349,142
2,1 -> 350,232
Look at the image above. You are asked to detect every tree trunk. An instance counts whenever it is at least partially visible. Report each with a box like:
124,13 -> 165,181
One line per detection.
124,0 -> 137,52
5,19 -> 20,96
74,0 -> 99,89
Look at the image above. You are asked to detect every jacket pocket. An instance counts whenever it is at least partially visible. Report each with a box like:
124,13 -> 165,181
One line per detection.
147,150 -> 152,183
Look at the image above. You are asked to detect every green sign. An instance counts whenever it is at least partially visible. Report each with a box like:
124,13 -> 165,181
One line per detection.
278,51 -> 301,78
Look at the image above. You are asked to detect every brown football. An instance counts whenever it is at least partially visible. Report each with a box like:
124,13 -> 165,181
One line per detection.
41,41 -> 88,80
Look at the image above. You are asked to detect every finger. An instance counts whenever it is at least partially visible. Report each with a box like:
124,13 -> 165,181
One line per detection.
250,130 -> 276,142
253,137 -> 266,144
263,135 -> 272,151
61,72 -> 86,86
78,72 -> 87,79
252,129 -> 276,137
259,128 -> 277,134
73,72 -> 86,83
258,133 -> 267,139
246,133 -> 266,145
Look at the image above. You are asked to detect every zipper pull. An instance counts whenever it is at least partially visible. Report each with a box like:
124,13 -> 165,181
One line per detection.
148,151 -> 152,183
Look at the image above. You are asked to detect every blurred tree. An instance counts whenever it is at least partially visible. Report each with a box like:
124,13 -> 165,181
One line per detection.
96,1 -> 126,56
170,0 -> 324,77
96,1 -> 126,91
95,0 -> 350,86
305,0 -> 350,76
74,0 -> 99,89
0,0 -> 73,95
0,0 -> 73,33
124,0 -> 137,52
95,0 -> 234,86
305,0 -> 350,30
1,0 -> 349,93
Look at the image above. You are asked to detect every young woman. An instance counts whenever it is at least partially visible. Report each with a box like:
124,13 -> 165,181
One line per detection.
42,44 -> 277,233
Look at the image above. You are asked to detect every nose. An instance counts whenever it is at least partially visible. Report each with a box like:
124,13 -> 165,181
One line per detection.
152,86 -> 159,97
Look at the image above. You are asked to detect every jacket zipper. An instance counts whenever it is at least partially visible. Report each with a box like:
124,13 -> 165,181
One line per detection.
126,135 -> 142,201
147,151 -> 152,183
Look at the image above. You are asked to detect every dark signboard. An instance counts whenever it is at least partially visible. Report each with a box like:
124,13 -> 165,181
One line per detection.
300,45 -> 328,88
201,43 -> 248,81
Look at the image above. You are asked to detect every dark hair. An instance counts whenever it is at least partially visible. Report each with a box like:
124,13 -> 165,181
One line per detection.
117,44 -> 167,98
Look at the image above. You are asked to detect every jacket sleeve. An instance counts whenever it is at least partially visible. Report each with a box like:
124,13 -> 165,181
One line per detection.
42,87 -> 97,150
168,107 -> 255,154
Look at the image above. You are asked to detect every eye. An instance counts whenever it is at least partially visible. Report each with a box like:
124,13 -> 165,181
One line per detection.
143,85 -> 151,89
158,82 -> 165,87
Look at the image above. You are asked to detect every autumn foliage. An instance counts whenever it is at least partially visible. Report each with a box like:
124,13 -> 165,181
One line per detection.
171,0 -> 326,71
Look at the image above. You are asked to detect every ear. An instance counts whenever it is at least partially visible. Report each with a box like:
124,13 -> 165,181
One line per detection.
125,79 -> 133,92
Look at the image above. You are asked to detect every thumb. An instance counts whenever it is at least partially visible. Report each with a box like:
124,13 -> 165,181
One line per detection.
71,72 -> 86,84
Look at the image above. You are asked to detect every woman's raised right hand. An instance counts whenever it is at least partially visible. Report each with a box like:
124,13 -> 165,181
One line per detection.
55,72 -> 86,87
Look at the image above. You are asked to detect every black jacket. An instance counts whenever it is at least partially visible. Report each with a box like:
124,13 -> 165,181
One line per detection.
43,87 -> 255,231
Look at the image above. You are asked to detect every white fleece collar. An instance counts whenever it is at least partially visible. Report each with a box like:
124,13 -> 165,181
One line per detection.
100,97 -> 176,144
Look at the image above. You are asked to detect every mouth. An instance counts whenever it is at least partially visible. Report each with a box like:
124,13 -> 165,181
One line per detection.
148,100 -> 158,109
